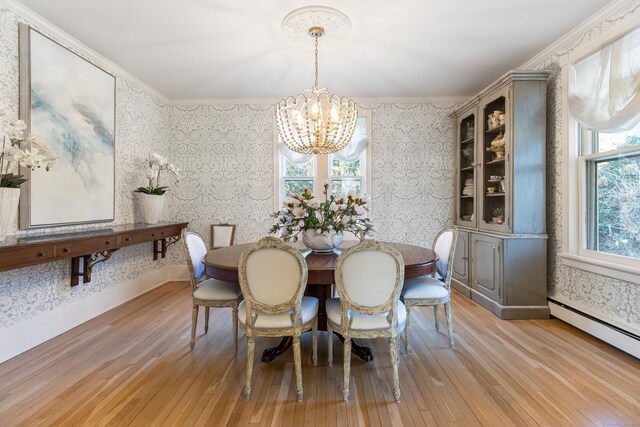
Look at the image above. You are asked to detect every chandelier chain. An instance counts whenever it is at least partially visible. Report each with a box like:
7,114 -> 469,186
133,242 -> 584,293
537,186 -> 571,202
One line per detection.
314,33 -> 319,90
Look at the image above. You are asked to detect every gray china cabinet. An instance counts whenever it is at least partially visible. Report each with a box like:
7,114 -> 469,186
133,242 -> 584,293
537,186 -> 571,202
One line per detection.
451,71 -> 550,319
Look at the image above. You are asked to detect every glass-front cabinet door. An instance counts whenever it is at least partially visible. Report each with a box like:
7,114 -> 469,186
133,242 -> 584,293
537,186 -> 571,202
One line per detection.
478,85 -> 511,233
455,107 -> 477,228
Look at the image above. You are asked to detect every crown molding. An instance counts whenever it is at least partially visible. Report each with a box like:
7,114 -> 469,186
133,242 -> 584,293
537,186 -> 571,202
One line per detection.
170,95 -> 469,107
518,0 -> 640,69
0,0 -> 171,104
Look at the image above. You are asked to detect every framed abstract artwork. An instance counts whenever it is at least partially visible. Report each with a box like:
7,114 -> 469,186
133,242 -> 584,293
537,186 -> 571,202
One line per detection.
18,24 -> 116,228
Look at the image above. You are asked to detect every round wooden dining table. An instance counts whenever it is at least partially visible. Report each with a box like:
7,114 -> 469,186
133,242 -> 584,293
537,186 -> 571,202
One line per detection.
204,241 -> 438,362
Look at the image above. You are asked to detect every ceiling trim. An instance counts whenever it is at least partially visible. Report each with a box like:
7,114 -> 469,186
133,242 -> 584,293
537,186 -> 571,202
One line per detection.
518,0 -> 639,70
0,0 -> 171,104
170,96 -> 469,107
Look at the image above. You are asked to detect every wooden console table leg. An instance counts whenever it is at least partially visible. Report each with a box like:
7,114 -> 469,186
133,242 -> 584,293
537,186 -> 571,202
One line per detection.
70,256 -> 82,287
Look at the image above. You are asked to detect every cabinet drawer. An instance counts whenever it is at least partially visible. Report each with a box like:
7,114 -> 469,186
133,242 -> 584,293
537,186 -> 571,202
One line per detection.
0,244 -> 55,270
125,228 -> 172,245
55,237 -> 117,257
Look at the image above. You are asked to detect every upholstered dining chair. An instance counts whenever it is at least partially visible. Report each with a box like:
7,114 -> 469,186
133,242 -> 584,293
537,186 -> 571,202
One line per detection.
182,229 -> 242,352
327,240 -> 405,402
401,226 -> 458,350
238,236 -> 318,402
211,223 -> 236,249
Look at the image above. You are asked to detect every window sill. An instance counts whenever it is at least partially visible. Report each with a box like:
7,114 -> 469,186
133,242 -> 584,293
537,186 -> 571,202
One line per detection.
559,253 -> 640,285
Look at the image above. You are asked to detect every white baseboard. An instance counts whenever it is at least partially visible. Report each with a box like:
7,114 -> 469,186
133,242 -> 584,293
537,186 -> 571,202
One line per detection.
549,301 -> 640,359
0,264 -> 187,364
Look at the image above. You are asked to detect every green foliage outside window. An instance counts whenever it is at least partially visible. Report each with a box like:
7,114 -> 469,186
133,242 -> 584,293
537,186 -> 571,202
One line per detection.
594,136 -> 640,259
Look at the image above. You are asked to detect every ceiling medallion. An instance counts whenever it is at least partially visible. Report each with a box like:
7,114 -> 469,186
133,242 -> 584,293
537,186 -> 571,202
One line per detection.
276,7 -> 358,155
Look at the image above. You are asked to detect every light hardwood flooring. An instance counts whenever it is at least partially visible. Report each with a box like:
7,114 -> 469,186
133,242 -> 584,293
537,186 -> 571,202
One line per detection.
0,281 -> 638,426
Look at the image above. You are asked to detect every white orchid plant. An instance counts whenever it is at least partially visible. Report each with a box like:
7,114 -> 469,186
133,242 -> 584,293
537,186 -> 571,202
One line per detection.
270,183 -> 374,242
135,152 -> 180,195
0,111 -> 56,188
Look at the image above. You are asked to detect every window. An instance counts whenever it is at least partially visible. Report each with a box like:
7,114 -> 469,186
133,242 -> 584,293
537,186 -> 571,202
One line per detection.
276,115 -> 370,206
329,153 -> 365,196
281,156 -> 314,198
582,127 -> 640,260
563,25 -> 640,283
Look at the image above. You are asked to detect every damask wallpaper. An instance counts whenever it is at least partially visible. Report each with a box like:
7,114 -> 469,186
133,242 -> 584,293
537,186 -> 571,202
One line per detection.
0,7 -> 174,329
163,101 -> 458,252
533,2 -> 640,334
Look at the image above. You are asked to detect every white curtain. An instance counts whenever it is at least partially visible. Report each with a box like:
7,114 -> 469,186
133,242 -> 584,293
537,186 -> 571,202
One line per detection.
279,117 -> 369,163
568,26 -> 640,132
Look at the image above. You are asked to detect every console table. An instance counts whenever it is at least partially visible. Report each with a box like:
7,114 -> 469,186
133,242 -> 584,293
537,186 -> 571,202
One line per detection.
0,222 -> 188,286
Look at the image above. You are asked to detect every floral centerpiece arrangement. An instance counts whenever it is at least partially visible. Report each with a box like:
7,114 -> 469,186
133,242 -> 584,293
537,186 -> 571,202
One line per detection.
270,183 -> 374,252
134,153 -> 180,224
0,113 -> 55,188
134,152 -> 180,195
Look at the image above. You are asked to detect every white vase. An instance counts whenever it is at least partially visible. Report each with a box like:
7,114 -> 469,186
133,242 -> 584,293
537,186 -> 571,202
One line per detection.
302,229 -> 344,253
0,187 -> 20,241
138,193 -> 165,224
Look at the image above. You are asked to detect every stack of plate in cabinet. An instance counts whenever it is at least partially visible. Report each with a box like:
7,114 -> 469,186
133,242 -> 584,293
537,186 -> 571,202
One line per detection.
462,178 -> 475,196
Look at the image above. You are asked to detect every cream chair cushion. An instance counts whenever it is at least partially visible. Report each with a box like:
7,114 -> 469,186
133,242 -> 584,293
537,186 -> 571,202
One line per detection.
402,277 -> 449,300
434,230 -> 454,278
245,248 -> 302,306
238,296 -> 319,329
193,278 -> 242,301
340,250 -> 398,307
185,232 -> 208,280
326,298 -> 407,331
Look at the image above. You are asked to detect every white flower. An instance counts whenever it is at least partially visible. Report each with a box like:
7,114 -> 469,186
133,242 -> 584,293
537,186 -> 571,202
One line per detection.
292,207 -> 305,218
150,152 -> 168,166
298,220 -> 305,227
279,228 -> 290,237
341,215 -> 351,225
355,206 -> 366,216
366,229 -> 375,237
329,201 -> 339,212
315,228 -> 322,234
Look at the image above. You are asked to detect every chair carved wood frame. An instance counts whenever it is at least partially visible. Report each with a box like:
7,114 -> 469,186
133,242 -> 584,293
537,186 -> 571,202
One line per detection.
238,236 -> 318,402
181,229 -> 240,352
402,226 -> 458,350
329,240 -> 405,402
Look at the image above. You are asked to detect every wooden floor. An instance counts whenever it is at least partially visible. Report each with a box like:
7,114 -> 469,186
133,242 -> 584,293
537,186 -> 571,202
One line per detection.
0,282 -> 638,427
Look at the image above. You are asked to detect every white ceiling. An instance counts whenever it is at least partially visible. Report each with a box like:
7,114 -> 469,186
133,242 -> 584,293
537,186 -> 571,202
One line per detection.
15,0 -> 613,100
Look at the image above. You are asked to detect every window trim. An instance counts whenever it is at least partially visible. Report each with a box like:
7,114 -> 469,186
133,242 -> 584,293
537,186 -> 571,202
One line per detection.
560,23 -> 640,285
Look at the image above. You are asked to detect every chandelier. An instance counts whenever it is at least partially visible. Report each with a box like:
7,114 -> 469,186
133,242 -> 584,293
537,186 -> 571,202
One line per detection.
275,25 -> 358,155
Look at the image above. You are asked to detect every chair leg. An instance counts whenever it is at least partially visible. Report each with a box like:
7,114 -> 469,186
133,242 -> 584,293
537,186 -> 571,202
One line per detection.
404,304 -> 411,352
312,318 -> 318,365
190,305 -> 199,350
444,302 -> 454,349
204,307 -> 210,334
433,305 -> 440,332
343,337 -> 352,401
327,325 -> 333,366
390,335 -> 401,403
245,335 -> 255,400
293,334 -> 303,402
232,304 -> 239,354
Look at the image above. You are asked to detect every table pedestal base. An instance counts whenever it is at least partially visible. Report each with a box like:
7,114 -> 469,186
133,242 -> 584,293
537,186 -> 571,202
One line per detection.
260,334 -> 373,363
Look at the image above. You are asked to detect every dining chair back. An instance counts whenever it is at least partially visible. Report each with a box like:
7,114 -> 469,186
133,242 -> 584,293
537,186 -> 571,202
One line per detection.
211,223 -> 236,249
239,237 -> 307,315
184,231 -> 208,287
336,244 -> 404,315
433,228 -> 456,281
181,229 -> 241,352
238,236 -> 317,402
